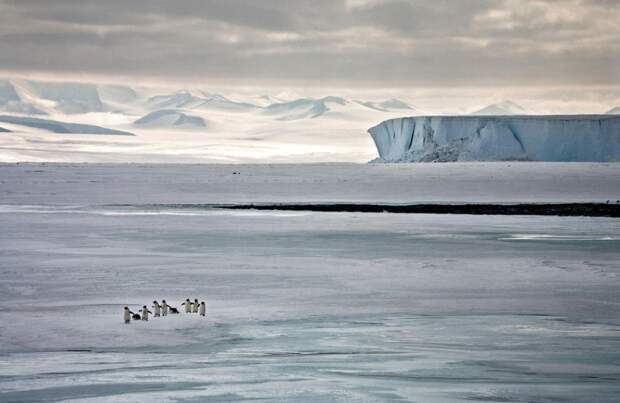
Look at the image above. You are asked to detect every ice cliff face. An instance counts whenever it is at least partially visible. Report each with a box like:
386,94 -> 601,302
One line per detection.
368,115 -> 620,162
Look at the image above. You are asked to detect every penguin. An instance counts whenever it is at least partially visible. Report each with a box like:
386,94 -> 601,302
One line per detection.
182,298 -> 192,313
199,301 -> 206,317
192,298 -> 199,313
161,299 -> 169,316
169,307 -> 180,314
141,305 -> 153,321
123,306 -> 134,324
132,312 -> 141,320
152,301 -> 161,317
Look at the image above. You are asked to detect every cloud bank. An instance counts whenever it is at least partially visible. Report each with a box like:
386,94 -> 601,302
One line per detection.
1,0 -> 618,87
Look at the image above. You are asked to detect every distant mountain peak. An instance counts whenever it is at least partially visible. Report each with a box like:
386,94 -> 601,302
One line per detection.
263,96 -> 349,120
134,109 -> 206,128
606,106 -> 620,115
319,96 -> 347,104
147,91 -> 203,109
471,100 -> 527,115
356,98 -> 415,112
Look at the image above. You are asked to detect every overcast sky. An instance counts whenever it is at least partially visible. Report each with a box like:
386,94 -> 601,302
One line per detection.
1,0 -> 618,88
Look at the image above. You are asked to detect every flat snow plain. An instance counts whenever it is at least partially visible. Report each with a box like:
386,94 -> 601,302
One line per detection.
1,162 -> 619,402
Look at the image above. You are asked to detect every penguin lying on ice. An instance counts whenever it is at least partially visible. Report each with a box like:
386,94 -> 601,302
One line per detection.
132,312 -> 141,320
169,307 -> 180,314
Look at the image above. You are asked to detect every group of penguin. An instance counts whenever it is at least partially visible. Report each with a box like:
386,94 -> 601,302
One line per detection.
123,298 -> 206,323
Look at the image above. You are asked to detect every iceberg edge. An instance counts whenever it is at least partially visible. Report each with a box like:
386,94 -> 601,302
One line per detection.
368,115 -> 620,162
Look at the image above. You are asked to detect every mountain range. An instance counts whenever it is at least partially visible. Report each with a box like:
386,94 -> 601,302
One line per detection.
1,78 -> 616,155
0,78 -> 420,134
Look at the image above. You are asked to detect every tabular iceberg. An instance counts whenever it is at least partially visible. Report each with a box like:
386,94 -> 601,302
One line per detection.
368,115 -> 620,162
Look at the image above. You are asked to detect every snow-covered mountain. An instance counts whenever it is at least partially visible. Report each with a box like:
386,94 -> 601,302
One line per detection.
247,94 -> 287,107
368,115 -> 620,162
263,96 -> 348,120
0,79 -> 141,115
471,100 -> 527,115
25,81 -> 105,114
355,98 -> 415,112
97,85 -> 139,106
0,79 -> 47,115
606,106 -> 620,115
0,78 -> 416,122
146,91 -> 205,110
0,78 -> 420,147
134,109 -> 206,128
197,92 -> 258,111
262,96 -> 417,120
146,91 -> 257,112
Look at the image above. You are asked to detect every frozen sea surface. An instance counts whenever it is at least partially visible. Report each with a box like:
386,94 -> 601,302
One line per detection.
2,162 -> 620,204
1,163 -> 619,402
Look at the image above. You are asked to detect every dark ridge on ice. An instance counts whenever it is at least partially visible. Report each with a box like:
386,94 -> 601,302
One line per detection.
217,203 -> 620,217
108,202 -> 620,217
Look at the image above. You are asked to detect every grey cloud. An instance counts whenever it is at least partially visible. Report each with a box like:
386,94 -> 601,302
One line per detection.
0,0 -> 617,87
4,0 -> 324,30
350,0 -> 496,36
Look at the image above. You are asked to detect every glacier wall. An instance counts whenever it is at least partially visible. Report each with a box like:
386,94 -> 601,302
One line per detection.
368,115 -> 620,162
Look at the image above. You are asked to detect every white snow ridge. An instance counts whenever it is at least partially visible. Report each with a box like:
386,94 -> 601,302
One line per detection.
0,115 -> 134,136
368,115 -> 620,162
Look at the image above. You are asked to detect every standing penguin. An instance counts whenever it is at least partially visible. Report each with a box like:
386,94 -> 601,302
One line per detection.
192,298 -> 199,314
161,299 -> 169,316
199,301 -> 207,317
141,305 -> 153,321
152,301 -> 161,317
182,298 -> 192,313
123,306 -> 134,324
